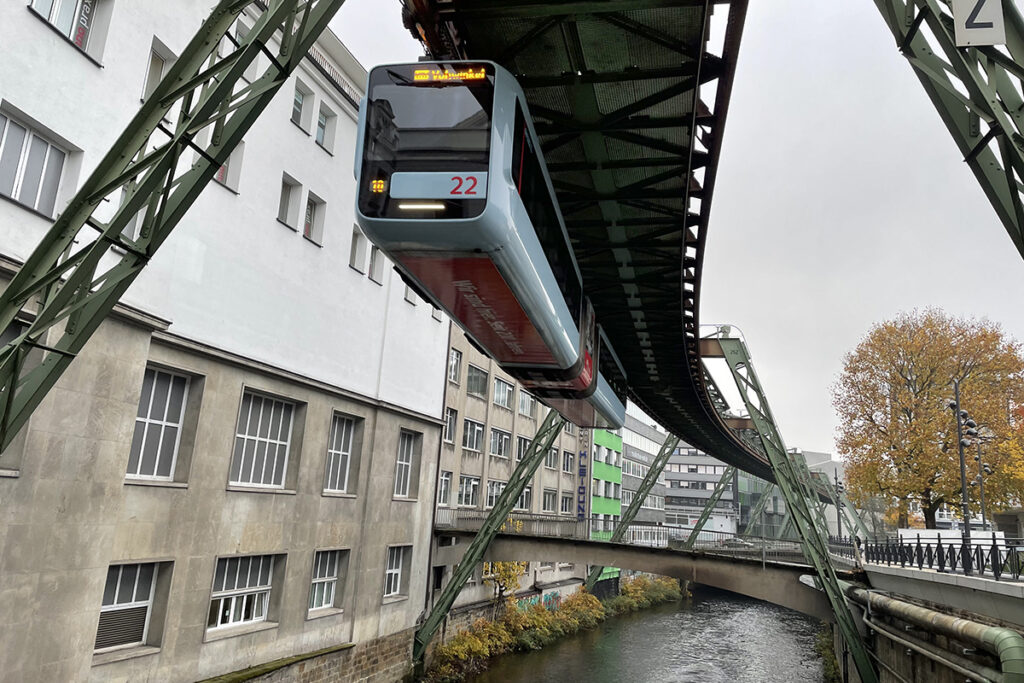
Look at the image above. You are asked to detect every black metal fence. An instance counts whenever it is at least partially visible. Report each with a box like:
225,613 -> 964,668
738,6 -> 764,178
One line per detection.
860,533 -> 1024,582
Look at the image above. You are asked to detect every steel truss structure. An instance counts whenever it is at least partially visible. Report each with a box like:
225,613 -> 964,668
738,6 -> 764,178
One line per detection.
0,0 -> 348,453
872,0 -> 1024,259
681,465 -> 735,550
713,335 -> 879,683
414,410 -> 566,662
583,433 -> 679,591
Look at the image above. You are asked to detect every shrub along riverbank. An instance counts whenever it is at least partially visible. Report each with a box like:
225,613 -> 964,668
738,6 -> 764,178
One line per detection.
423,576 -> 684,682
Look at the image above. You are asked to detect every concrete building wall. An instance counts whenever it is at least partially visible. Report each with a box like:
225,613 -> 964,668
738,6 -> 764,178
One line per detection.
620,414 -> 668,547
664,443 -> 738,536
0,4 -> 446,681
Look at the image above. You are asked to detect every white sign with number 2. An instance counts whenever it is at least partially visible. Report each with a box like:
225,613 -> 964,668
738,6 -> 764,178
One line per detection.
952,0 -> 1006,46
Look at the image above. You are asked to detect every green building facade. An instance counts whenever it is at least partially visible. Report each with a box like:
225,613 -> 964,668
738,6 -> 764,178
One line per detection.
590,429 -> 623,581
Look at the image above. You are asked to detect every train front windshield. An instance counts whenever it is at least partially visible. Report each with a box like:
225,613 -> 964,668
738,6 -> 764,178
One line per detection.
359,63 -> 494,220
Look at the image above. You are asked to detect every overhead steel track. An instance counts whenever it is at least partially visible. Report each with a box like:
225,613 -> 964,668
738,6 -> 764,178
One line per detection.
402,0 -> 780,481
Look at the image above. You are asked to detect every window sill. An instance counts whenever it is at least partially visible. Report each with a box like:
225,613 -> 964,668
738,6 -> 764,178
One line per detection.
306,606 -> 344,621
92,645 -> 161,667
348,263 -> 366,275
125,478 -> 188,490
489,454 -> 509,460
391,496 -> 419,503
204,620 -> 279,643
226,485 -> 297,496
462,450 -> 481,458
315,141 -> 334,156
291,119 -> 310,136
212,179 -> 240,196
493,404 -> 513,413
276,218 -> 298,232
303,234 -> 323,248
0,192 -> 56,222
321,491 -> 356,499
0,468 -> 20,479
369,275 -> 384,286
382,594 -> 408,605
27,7 -> 103,68
467,393 -> 486,402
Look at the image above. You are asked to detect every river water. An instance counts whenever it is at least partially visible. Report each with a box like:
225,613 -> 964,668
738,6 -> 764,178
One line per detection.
473,586 -> 825,683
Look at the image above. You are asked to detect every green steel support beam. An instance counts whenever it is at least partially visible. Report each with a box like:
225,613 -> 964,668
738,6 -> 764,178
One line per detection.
0,0 -> 348,455
681,465 -> 735,549
871,0 -> 1024,260
584,432 -> 679,591
715,335 -> 878,683
840,491 -> 874,540
821,476 -> 860,541
414,410 -> 566,662
742,482 -> 774,536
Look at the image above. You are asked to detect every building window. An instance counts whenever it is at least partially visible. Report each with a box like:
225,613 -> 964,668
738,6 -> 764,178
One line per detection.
30,0 -> 107,56
384,546 -> 411,597
561,493 -> 573,514
457,475 -> 480,507
316,105 -> 336,151
229,391 -> 295,489
443,408 -> 457,443
0,113 -> 66,217
291,81 -> 312,130
493,377 -> 513,409
95,563 -> 157,651
486,479 -> 506,508
544,447 -> 558,469
466,365 -> 488,397
309,550 -> 344,612
437,470 -> 452,506
462,418 -> 484,453
518,391 -> 536,418
564,422 -> 575,435
143,49 -> 168,101
516,436 -> 530,462
323,413 -> 356,494
543,489 -> 557,512
515,486 -> 532,511
562,450 -> 574,474
368,246 -> 385,284
126,367 -> 190,481
394,430 -> 419,498
489,428 -> 510,458
214,141 -> 244,192
208,555 -> 274,630
277,174 -> 300,227
349,225 -> 367,272
447,349 -> 462,384
303,192 -> 325,244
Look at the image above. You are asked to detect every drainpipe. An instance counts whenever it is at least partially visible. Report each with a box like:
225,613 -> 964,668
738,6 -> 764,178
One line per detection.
842,582 -> 1024,683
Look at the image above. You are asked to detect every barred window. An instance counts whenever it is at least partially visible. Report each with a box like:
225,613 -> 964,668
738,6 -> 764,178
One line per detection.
95,563 -> 157,651
466,365 -> 488,397
493,377 -> 513,409
126,368 -> 189,480
0,113 -> 66,217
324,414 -> 355,493
309,550 -> 341,611
208,555 -> 274,629
489,428 -> 510,458
230,391 -> 295,488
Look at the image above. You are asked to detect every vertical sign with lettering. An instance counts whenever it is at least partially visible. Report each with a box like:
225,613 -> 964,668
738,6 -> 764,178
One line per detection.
577,429 -> 589,520
952,0 -> 1006,46
73,0 -> 96,49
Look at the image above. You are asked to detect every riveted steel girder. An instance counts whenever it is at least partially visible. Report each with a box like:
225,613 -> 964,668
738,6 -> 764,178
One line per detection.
0,0 -> 348,454
681,465 -> 735,549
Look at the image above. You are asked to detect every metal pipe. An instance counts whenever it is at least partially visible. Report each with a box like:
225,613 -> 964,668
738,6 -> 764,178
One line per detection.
843,582 -> 1024,683
863,615 -> 1001,683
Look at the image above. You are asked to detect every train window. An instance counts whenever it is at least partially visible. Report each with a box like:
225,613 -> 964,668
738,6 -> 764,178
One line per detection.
359,63 -> 493,219
510,101 -> 583,325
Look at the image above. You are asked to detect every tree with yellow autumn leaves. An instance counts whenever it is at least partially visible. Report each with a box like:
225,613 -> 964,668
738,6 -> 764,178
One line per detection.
833,309 -> 1024,529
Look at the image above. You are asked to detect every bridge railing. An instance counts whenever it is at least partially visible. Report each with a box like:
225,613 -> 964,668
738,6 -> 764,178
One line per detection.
860,533 -> 1024,582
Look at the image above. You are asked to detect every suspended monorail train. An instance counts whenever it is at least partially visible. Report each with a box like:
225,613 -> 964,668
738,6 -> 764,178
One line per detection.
354,61 -> 626,428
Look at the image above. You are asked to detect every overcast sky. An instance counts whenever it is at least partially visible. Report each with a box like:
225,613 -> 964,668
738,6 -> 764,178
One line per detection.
330,1 -> 1024,457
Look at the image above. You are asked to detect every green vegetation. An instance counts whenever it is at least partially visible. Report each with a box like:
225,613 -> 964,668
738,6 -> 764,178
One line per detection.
815,623 -> 841,683
423,576 -> 683,682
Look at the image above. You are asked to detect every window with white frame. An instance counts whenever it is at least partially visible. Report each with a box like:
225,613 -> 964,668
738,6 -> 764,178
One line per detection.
515,486 -> 532,511
564,422 -> 575,435
30,0 -> 108,56
544,447 -> 558,469
543,489 -> 557,512
462,418 -> 483,452
466,365 -> 488,397
393,430 -> 418,498
486,479 -> 506,508
437,470 -> 452,506
308,550 -> 343,612
126,367 -> 189,481
0,113 -> 66,217
291,81 -> 312,130
368,246 -> 385,283
518,390 -> 536,418
315,105 -> 337,151
516,436 -> 530,461
560,493 -> 573,514
303,192 -> 325,244
443,407 -> 457,443
323,413 -> 355,494
447,349 -> 462,384
493,377 -> 513,409
489,428 -> 510,458
349,225 -> 367,272
95,563 -> 158,651
208,555 -> 274,629
562,450 -> 574,474
384,546 -> 410,597
457,475 -> 479,507
229,391 -> 295,488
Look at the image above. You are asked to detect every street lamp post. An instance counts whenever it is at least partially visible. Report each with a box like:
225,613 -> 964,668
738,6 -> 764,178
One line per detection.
950,379 -> 973,575
971,440 -> 994,531
834,469 -> 844,539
